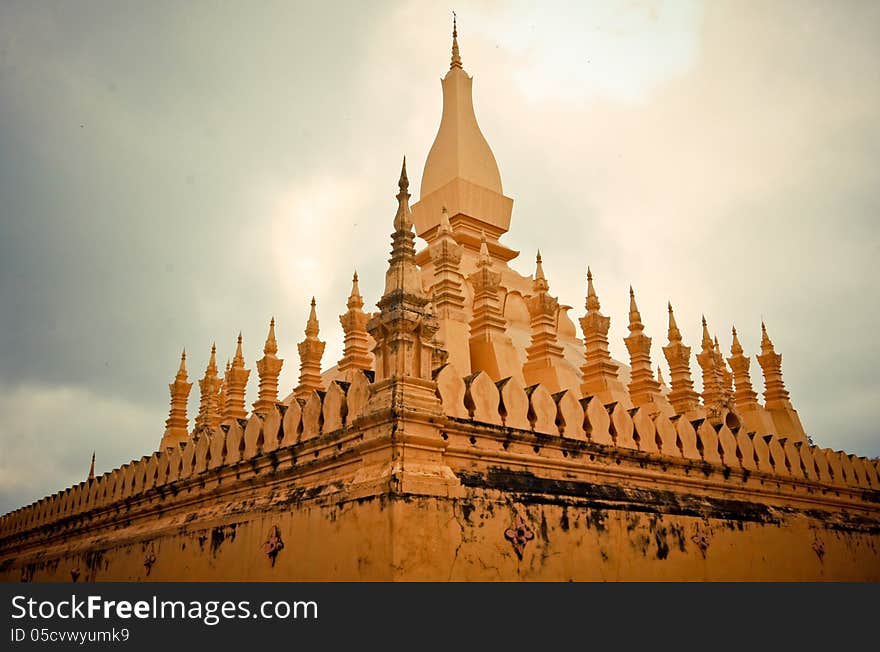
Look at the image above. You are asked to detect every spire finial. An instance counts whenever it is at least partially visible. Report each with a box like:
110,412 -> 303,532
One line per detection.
450,11 -> 462,70
439,206 -> 452,232
398,156 -> 408,192
207,342 -> 218,374
394,157 -> 412,232
585,267 -> 600,312
233,332 -> 244,366
535,250 -> 544,278
628,286 -> 642,328
701,315 -> 712,349
88,451 -> 95,481
730,324 -> 743,355
478,230 -> 491,263
264,317 -> 278,355
667,302 -> 681,342
176,349 -> 187,379
760,320 -> 774,354
305,297 -> 320,336
347,271 -> 364,310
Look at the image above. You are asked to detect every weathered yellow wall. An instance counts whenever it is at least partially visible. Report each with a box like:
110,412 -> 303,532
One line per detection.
3,488 -> 877,582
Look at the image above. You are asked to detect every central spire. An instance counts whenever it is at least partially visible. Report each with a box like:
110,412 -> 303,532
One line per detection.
412,16 -> 513,250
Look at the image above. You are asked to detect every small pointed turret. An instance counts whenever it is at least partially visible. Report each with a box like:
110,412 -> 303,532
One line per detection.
339,274 -> 373,374
757,322 -> 790,406
657,366 -> 668,389
662,303 -> 700,415
216,360 -> 231,428
88,452 -> 95,482
469,231 -> 520,382
161,349 -> 193,447
579,268 -> 625,402
623,287 -> 663,410
194,343 -> 222,433
223,333 -> 251,421
296,298 -> 326,400
713,334 -> 734,404
727,326 -> 759,411
254,318 -> 284,415
523,250 -> 576,392
696,316 -> 726,416
756,321 -> 806,441
428,209 -> 466,320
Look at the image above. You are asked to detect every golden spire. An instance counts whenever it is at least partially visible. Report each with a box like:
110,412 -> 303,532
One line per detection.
657,366 -> 667,388
624,287 -> 662,408
701,315 -> 712,350
469,231 -> 507,348
727,325 -> 758,411
585,267 -> 600,313
579,268 -> 624,399
714,334 -> 734,404
730,324 -> 743,355
523,248 -> 569,391
662,303 -> 700,415
366,164 -> 441,406
379,157 -> 424,303
439,206 -> 452,232
628,286 -> 643,330
254,318 -> 284,415
339,274 -> 373,374
88,452 -> 95,481
696,316 -> 725,414
194,343 -> 221,433
667,302 -> 681,342
760,320 -> 773,355
756,321 -> 791,408
162,349 -> 193,447
296,298 -> 326,399
216,359 -> 231,427
450,12 -> 462,70
533,251 -> 549,292
428,210 -> 467,327
475,231 -> 487,263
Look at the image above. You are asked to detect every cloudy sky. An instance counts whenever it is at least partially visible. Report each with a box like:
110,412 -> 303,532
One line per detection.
1,0 -> 878,514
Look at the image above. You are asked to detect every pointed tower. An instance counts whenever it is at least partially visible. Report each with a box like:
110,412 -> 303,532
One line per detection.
468,233 -> 523,383
522,252 -> 579,393
295,298 -> 326,400
222,334 -> 250,423
662,303 -> 701,416
757,322 -> 806,442
161,349 -> 193,448
713,335 -> 735,406
427,209 -> 470,374
579,268 -> 627,404
253,319 -> 284,415
88,452 -> 96,482
194,343 -> 221,434
623,287 -> 665,411
696,316 -> 726,417
727,325 -> 776,435
411,16 -> 516,263
215,360 -> 230,428
338,274 -> 373,376
366,158 -> 443,413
